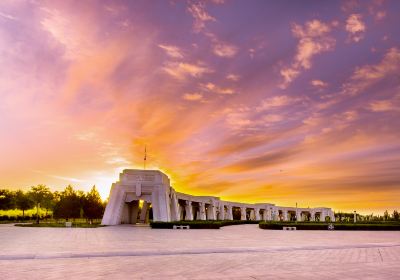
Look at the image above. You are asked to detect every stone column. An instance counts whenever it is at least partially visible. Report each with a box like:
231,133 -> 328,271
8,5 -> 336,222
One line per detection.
207,204 -> 216,220
296,210 -> 302,222
226,205 -> 233,220
249,209 -> 256,220
219,205 -> 225,220
271,210 -> 276,221
240,207 -> 247,220
170,193 -> 180,221
310,211 -> 315,222
185,201 -> 193,221
320,212 -> 326,222
266,208 -> 272,221
283,210 -> 288,221
199,202 -> 206,220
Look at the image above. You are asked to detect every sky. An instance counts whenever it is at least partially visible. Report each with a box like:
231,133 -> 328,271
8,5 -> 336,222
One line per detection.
1,0 -> 399,214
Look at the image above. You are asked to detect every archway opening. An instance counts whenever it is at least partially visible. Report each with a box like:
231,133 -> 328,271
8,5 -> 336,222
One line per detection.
278,210 -> 283,221
301,211 -> 311,221
178,199 -> 187,220
232,207 -> 241,220
287,210 -> 296,221
191,202 -> 200,220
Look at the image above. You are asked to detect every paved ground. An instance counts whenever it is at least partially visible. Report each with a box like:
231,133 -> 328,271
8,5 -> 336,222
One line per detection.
0,224 -> 399,279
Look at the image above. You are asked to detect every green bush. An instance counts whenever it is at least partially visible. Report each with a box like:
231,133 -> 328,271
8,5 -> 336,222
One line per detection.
150,220 -> 260,229
150,221 -> 220,229
259,222 -> 328,230
259,221 -> 400,231
333,223 -> 400,231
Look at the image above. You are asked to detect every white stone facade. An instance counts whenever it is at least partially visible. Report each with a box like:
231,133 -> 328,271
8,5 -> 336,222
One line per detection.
101,169 -> 335,225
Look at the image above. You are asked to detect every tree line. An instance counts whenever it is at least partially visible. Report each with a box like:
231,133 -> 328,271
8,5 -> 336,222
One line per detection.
335,210 -> 400,222
0,185 -> 105,223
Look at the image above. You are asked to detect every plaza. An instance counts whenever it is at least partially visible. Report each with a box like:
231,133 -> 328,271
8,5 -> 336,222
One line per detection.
1,223 -> 399,279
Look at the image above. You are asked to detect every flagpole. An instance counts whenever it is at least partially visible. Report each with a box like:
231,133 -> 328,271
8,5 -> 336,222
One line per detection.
144,145 -> 147,170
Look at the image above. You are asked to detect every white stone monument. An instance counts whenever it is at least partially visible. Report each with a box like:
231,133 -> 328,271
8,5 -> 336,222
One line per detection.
101,169 -> 336,225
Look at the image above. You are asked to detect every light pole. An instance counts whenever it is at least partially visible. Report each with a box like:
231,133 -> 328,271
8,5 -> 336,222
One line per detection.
354,211 -> 357,223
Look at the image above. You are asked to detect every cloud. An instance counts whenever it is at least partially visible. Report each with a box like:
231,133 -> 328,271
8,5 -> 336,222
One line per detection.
32,170 -> 85,183
280,68 -> 300,87
375,11 -> 386,21
0,11 -> 17,20
262,114 -> 283,123
345,14 -> 366,42
256,95 -> 293,111
187,2 -> 215,32
226,74 -> 240,81
311,79 -> 328,88
40,7 -> 93,60
344,48 -> 400,95
213,43 -> 238,57
183,92 -> 204,102
280,20 -> 335,88
221,149 -> 298,172
343,111 -> 358,121
158,44 -> 184,58
163,62 -> 212,79
204,32 -> 238,58
201,82 -> 235,95
368,100 -> 397,112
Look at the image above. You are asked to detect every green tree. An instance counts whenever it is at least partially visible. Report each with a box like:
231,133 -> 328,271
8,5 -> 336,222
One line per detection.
15,190 -> 33,220
393,210 -> 399,221
29,185 -> 51,224
53,185 -> 81,220
0,189 -> 16,210
83,186 -> 104,223
383,210 -> 389,221
41,191 -> 54,220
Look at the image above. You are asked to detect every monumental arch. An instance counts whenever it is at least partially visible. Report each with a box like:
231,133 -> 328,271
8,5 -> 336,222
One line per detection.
101,169 -> 335,225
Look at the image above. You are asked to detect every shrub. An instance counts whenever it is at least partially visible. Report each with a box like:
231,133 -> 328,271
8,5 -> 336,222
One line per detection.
150,220 -> 260,229
259,221 -> 400,231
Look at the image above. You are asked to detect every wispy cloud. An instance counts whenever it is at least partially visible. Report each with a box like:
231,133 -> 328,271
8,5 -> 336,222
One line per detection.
163,62 -> 212,79
226,74 -> 240,81
344,47 -> 400,96
158,44 -> 184,58
368,100 -> 397,112
201,82 -> 235,95
183,92 -> 204,102
311,79 -> 328,88
0,11 -> 17,20
187,2 -> 215,32
256,95 -> 295,111
345,14 -> 366,42
213,43 -> 238,57
40,6 -> 96,60
280,20 -> 336,88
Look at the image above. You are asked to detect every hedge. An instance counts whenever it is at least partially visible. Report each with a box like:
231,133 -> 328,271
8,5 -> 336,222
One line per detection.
150,220 -> 260,229
259,221 -> 400,231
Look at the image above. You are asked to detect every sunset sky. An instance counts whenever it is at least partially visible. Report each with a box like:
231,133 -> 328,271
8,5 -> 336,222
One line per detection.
1,0 -> 399,214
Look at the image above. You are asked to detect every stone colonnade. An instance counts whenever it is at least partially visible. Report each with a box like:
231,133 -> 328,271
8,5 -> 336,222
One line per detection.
102,169 -> 335,225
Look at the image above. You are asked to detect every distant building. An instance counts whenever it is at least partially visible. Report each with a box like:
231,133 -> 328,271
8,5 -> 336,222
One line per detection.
101,169 -> 335,225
